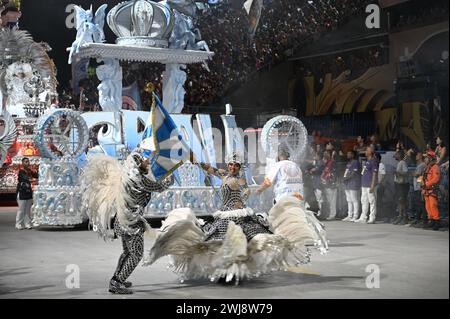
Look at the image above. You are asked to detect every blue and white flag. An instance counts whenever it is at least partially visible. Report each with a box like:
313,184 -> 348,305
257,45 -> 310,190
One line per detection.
139,93 -> 190,181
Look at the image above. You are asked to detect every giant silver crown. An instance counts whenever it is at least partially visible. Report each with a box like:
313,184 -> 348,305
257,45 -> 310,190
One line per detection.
107,0 -> 175,48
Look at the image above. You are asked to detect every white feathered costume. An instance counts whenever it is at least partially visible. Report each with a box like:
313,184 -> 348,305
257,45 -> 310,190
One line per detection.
81,153 -> 173,293
143,196 -> 328,283
81,153 -> 174,238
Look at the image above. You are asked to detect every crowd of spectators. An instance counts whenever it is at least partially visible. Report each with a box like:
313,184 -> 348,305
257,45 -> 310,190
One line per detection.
295,45 -> 388,80
52,0 -> 448,111
390,0 -> 448,31
301,132 -> 449,231
66,0 -> 371,110
0,1 -> 20,29
183,0 -> 371,107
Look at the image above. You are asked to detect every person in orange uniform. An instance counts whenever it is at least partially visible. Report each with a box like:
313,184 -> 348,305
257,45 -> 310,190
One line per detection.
420,151 -> 441,230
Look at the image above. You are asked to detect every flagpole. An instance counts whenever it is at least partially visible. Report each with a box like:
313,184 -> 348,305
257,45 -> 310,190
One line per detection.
143,89 -> 219,198
189,150 -> 222,200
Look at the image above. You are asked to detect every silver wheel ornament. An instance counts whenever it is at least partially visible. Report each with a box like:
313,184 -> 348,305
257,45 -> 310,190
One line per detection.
261,115 -> 308,163
33,109 -> 89,159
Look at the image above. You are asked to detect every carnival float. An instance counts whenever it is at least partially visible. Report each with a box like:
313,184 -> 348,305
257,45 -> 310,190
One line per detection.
0,0 -> 308,227
0,18 -> 58,194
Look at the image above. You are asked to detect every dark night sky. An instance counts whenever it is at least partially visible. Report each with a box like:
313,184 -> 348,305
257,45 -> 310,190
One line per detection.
19,0 -> 122,90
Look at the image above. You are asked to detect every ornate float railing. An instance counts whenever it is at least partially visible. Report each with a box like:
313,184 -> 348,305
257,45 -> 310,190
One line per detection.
144,185 -> 273,218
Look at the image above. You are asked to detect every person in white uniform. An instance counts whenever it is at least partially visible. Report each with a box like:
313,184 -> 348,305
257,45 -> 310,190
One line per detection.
257,149 -> 304,206
342,150 -> 361,222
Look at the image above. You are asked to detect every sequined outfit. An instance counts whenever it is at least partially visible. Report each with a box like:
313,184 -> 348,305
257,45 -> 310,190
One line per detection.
146,166 -> 328,284
219,178 -> 248,211
81,152 -> 176,294
203,177 -> 272,241
111,167 -> 172,286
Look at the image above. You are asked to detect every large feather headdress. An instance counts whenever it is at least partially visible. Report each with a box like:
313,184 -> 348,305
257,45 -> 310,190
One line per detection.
225,151 -> 245,165
0,28 -> 58,96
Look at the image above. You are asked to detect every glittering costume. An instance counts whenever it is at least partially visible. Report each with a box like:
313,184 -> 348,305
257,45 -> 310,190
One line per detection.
81,153 -> 172,294
203,175 -> 272,242
111,218 -> 146,291
145,157 -> 328,284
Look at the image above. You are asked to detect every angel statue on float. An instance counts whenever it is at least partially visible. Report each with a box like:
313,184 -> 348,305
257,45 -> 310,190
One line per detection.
68,4 -> 107,64
162,0 -> 210,71
96,58 -> 123,112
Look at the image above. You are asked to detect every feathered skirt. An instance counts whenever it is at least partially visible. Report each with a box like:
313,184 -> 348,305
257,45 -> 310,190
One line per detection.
143,197 -> 328,283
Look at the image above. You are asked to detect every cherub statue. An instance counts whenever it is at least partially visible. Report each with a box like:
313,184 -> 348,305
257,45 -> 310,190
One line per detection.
96,58 -> 123,112
68,4 -> 108,64
170,11 -> 210,52
166,0 -> 198,17
162,63 -> 187,113
163,0 -> 210,70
